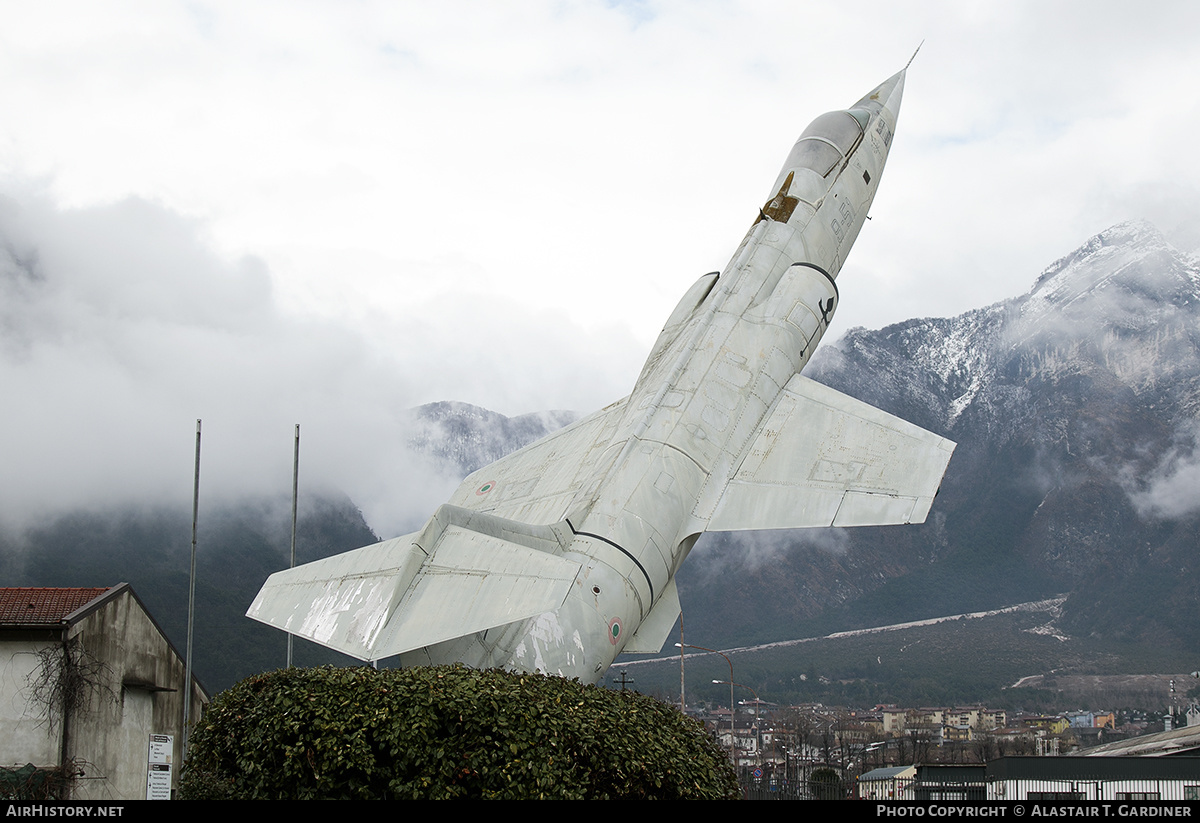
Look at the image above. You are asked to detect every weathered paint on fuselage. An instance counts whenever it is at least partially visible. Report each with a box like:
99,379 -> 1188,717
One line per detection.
399,72 -> 906,683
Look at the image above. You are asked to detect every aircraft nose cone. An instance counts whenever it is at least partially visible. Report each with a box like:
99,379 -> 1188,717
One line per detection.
855,69 -> 906,125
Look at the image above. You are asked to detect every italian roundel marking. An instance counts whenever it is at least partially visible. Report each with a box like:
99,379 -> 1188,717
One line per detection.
608,617 -> 622,645
475,481 -> 496,496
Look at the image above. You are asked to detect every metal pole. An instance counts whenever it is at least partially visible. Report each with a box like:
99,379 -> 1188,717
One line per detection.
183,419 -> 201,754
713,679 -> 737,763
287,424 -> 299,668
724,680 -> 764,768
676,642 -> 734,762
678,613 -> 685,713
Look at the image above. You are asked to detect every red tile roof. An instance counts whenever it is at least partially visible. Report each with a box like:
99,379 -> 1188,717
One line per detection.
0,587 -> 112,625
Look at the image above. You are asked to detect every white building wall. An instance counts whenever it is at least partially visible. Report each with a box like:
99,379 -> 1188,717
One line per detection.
0,637 -> 61,768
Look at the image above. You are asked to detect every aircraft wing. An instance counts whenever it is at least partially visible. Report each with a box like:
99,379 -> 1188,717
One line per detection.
707,375 -> 955,531
247,506 -> 580,661
247,400 -> 632,660
443,397 -> 629,524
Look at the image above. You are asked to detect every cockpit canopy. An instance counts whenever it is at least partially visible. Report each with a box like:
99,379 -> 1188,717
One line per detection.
786,108 -> 870,177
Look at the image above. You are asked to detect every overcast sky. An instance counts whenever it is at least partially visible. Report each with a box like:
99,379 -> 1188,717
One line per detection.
2,1 -> 1198,534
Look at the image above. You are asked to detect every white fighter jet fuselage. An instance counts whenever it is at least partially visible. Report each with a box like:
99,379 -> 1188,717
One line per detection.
248,67 -> 955,684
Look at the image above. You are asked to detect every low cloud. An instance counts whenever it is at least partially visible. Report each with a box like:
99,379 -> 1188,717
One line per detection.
0,190 -> 633,536
1128,421 -> 1200,520
691,527 -> 851,579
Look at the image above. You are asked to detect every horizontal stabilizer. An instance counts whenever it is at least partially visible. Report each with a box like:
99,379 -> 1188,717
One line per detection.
247,505 -> 581,661
708,375 -> 955,531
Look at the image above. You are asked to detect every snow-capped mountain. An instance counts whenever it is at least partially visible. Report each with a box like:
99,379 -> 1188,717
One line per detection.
812,221 -> 1200,438
406,401 -> 578,477
745,220 -> 1200,646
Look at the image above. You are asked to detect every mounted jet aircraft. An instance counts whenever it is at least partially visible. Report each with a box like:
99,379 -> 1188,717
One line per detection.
248,64 -> 955,684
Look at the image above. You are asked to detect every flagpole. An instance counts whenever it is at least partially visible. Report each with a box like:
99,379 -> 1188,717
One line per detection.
287,423 -> 299,667
184,419 -> 201,754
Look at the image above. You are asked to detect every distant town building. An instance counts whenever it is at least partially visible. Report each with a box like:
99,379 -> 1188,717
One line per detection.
884,758 -> 1200,801
987,757 -> 1200,801
1093,711 -> 1116,729
858,765 -> 916,800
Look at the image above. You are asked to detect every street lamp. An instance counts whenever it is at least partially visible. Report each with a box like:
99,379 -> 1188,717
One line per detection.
718,679 -> 764,768
675,643 -> 735,761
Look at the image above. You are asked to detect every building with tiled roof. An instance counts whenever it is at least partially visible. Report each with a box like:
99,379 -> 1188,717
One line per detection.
0,587 -> 114,625
0,584 -> 207,801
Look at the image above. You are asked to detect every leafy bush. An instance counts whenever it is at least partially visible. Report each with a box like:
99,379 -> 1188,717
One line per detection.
180,665 -> 738,799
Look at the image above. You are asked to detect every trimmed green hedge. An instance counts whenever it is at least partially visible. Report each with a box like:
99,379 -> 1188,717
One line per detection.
180,665 -> 738,799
